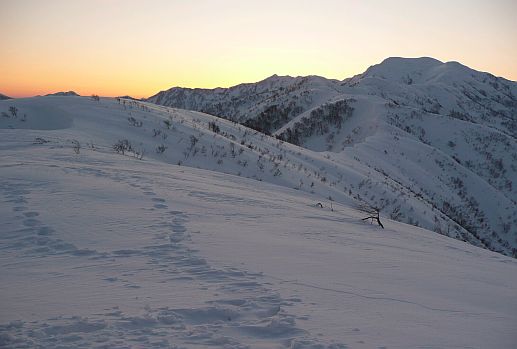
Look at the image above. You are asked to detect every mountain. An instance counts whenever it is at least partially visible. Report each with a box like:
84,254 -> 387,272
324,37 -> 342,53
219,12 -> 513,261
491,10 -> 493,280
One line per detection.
45,90 -> 80,97
147,74 -> 344,135
116,95 -> 142,100
1,95 -> 516,348
146,57 -> 517,257
0,93 -> 12,100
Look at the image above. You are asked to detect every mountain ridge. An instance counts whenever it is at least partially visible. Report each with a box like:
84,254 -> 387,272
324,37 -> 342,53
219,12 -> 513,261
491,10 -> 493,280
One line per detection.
145,57 -> 517,257
1,57 -> 515,257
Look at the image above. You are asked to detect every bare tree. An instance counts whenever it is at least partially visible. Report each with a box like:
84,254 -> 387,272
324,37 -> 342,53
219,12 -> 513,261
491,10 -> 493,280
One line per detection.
113,139 -> 133,155
156,144 -> 167,154
357,202 -> 384,229
72,140 -> 81,154
9,106 -> 18,118
208,121 -> 220,133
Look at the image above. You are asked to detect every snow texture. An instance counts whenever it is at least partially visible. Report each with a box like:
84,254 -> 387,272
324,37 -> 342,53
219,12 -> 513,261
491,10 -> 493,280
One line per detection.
1,90 -> 517,348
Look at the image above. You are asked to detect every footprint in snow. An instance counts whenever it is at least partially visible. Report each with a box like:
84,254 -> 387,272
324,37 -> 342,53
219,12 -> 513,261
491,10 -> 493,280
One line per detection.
12,206 -> 27,212
22,218 -> 40,227
38,226 -> 54,236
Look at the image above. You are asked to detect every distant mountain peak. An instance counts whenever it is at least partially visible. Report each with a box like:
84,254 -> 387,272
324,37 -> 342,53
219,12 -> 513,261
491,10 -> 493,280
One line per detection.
0,93 -> 13,100
359,57 -> 445,82
381,56 -> 443,65
45,91 -> 80,97
116,95 -> 142,101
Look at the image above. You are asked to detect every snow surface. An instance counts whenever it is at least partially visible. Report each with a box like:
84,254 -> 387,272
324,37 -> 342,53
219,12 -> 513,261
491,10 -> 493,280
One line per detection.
147,57 -> 517,257
1,95 -> 517,348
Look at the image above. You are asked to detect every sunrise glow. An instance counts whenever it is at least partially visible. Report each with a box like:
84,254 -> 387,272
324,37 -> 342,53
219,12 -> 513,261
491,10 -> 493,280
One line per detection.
2,0 -> 516,98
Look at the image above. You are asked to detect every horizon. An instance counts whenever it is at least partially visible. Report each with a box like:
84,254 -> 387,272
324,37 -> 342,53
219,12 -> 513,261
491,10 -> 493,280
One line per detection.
2,0 -> 516,98
5,56 -> 517,99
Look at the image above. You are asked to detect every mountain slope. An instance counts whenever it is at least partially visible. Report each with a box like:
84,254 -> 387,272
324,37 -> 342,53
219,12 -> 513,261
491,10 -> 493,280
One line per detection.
1,97 -> 517,348
146,57 -> 517,257
147,74 -> 345,134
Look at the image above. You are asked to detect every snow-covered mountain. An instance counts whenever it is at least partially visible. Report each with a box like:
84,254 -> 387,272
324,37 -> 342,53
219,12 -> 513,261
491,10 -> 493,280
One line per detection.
147,57 -> 517,257
147,74 -> 344,135
0,93 -> 12,100
45,90 -> 80,97
1,95 -> 516,348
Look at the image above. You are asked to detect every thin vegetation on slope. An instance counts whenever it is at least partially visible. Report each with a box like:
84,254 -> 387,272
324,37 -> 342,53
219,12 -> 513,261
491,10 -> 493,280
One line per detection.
146,57 -> 517,257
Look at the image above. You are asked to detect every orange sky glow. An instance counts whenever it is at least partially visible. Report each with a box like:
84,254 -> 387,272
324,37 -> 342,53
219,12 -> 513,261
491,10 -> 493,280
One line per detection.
1,0 -> 516,98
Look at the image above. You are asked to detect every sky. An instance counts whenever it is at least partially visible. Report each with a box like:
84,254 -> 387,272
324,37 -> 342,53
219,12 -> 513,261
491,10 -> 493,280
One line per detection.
1,0 -> 516,98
